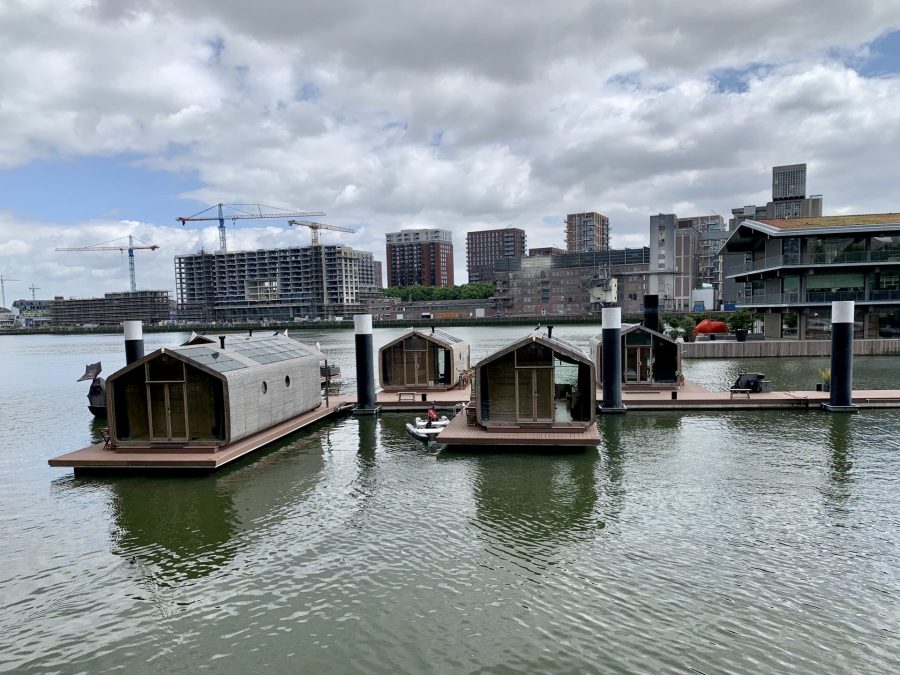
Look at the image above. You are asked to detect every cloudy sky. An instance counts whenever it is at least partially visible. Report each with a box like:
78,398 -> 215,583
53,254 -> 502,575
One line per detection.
1,0 -> 899,303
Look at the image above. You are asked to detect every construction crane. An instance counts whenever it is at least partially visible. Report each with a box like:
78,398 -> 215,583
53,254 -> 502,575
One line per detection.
177,203 -> 326,253
28,284 -> 40,300
287,220 -> 355,246
56,235 -> 159,292
0,273 -> 19,309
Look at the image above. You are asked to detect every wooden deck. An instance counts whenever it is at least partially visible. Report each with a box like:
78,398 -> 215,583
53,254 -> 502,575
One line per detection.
611,383 -> 900,410
374,388 -> 471,411
437,414 -> 601,447
48,396 -> 355,471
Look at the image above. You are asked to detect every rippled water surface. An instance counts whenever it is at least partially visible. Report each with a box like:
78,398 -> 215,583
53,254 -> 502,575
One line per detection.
1,328 -> 898,673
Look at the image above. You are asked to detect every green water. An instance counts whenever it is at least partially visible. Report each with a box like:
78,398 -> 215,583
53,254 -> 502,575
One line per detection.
1,328 -> 898,673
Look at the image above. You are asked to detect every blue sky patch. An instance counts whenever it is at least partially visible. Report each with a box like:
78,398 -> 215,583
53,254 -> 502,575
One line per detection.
0,155 -> 203,226
854,29 -> 900,76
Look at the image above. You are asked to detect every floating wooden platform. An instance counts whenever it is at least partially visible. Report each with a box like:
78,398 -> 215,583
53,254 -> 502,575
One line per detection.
610,381 -> 900,410
436,414 -> 601,447
49,382 -> 900,474
49,396 -> 355,472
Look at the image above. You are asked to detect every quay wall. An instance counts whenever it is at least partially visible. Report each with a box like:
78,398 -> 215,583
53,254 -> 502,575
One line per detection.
682,338 -> 900,359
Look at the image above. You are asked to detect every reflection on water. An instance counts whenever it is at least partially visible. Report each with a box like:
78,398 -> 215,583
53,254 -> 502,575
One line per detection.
826,413 -> 854,485
464,451 -> 599,556
62,430 -> 328,587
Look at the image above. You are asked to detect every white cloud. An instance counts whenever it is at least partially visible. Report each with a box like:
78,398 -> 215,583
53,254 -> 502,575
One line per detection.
1,1 -> 900,296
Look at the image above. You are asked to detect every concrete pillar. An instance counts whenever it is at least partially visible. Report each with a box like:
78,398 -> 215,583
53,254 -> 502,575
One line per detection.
353,314 -> 380,415
124,321 -> 144,365
823,301 -> 858,412
599,307 -> 626,414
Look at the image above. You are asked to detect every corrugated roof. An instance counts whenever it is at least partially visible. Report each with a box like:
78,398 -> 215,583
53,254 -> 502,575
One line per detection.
171,335 -> 319,372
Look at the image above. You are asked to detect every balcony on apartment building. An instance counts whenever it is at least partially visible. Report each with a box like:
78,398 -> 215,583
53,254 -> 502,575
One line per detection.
740,289 -> 900,307
731,248 -> 900,277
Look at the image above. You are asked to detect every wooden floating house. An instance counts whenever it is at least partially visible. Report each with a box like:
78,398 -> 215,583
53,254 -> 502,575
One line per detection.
590,324 -> 681,386
107,333 -> 325,448
379,328 -> 470,391
439,332 -> 600,447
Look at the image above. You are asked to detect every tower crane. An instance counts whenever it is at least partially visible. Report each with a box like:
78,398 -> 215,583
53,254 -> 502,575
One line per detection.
0,273 -> 19,309
56,235 -> 160,292
177,203 -> 326,253
28,284 -> 40,300
287,220 -> 355,246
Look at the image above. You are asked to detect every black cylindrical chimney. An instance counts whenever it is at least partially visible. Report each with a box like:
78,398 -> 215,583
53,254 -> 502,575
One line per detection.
219,335 -> 226,349
644,295 -> 659,333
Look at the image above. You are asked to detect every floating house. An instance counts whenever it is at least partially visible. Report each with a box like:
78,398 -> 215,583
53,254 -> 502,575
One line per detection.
590,324 -> 681,386
439,332 -> 599,448
106,333 -> 324,448
379,328 -> 470,391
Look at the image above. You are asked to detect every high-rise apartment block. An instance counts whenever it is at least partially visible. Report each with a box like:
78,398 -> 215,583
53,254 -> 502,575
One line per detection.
566,212 -> 610,252
466,227 -> 526,283
175,245 -> 377,322
385,229 -> 454,287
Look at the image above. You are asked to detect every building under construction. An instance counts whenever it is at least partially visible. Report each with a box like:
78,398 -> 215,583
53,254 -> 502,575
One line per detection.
50,291 -> 171,327
175,245 -> 379,323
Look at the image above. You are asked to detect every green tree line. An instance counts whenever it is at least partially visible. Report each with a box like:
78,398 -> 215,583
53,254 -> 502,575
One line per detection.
382,282 -> 494,302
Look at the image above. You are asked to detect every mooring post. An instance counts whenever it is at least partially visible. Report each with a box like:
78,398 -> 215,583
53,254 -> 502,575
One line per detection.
123,321 -> 144,365
353,314 -> 380,415
823,300 -> 858,412
600,306 -> 626,414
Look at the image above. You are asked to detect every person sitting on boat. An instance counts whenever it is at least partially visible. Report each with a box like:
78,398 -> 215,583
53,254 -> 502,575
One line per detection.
427,403 -> 439,427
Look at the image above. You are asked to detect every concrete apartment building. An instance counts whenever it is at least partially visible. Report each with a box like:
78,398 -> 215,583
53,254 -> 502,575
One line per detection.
175,245 -> 378,322
649,213 -> 700,310
722,213 -> 900,339
494,248 -> 651,317
566,212 -> 610,252
466,227 -> 526,283
385,229 -> 454,287
678,214 -> 729,307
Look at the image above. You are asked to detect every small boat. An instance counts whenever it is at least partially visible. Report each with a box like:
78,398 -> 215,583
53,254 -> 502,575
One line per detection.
405,423 -> 445,442
413,415 -> 450,429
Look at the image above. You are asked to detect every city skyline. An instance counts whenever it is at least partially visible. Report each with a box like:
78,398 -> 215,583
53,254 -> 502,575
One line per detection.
1,2 -> 899,301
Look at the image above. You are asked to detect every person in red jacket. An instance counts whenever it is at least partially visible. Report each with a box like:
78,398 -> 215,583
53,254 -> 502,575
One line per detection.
427,403 -> 439,427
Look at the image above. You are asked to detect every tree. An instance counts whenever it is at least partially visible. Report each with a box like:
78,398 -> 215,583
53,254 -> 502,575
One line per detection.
727,309 -> 756,333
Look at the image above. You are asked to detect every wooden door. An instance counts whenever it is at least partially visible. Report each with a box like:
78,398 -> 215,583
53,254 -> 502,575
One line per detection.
148,382 -> 189,442
516,368 -> 553,422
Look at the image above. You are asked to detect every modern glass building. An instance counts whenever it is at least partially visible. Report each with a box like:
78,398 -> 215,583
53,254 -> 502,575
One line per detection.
722,214 -> 900,339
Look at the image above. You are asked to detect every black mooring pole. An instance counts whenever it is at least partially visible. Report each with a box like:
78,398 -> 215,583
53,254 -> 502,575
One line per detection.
823,300 -> 858,412
124,321 -> 144,365
600,306 -> 626,413
353,314 -> 380,415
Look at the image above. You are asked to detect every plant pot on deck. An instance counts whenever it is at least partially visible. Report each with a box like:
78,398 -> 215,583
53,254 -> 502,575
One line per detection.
735,329 -> 748,342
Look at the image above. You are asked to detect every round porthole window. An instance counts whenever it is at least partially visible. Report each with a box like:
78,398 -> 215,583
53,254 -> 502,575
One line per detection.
261,381 -> 268,394
285,375 -> 291,387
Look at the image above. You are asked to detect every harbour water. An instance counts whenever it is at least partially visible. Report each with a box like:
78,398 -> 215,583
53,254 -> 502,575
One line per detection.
1,327 -> 898,673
